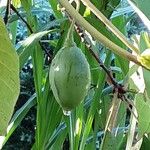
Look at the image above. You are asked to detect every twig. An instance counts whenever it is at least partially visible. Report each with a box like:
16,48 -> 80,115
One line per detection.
75,25 -> 126,94
10,4 -> 33,33
10,4 -> 52,59
76,25 -> 138,119
121,95 -> 138,121
4,0 -> 11,24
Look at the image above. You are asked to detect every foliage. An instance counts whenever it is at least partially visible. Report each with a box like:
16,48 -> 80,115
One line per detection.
0,17 -> 20,135
0,0 -> 150,150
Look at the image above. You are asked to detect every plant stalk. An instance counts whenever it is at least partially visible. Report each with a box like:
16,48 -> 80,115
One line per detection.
59,0 -> 141,66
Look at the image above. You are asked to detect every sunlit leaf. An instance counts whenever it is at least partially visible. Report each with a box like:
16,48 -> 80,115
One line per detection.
0,17 -> 20,135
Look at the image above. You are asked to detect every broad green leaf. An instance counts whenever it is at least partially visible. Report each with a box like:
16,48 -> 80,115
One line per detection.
136,93 -> 150,138
0,17 -> 20,135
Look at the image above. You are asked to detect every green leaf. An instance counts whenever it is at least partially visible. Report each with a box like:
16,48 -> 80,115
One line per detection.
0,17 -> 20,135
132,0 -> 150,20
17,29 -> 57,69
112,15 -> 129,78
101,131 -> 117,150
2,94 -> 36,146
143,68 -> 150,99
139,32 -> 150,53
48,0 -> 62,19
9,21 -> 18,45
136,93 -> 150,138
141,136 -> 150,150
21,0 -> 32,12
12,0 -> 21,7
47,123 -> 67,149
79,51 -> 112,150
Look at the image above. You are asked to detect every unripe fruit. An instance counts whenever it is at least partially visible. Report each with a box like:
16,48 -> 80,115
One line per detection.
49,45 -> 91,112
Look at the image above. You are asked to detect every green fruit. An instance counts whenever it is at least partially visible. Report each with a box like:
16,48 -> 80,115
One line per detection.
137,48 -> 150,69
49,45 -> 91,111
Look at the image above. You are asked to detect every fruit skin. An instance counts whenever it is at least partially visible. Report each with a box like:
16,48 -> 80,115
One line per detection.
49,45 -> 91,111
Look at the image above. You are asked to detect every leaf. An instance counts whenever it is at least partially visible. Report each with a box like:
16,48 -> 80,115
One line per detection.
0,17 -> 20,135
20,0 -> 32,12
143,68 -> 150,99
17,29 -> 57,69
132,0 -> 150,20
141,136 -> 150,150
79,51 -> 112,150
139,32 -> 150,53
48,0 -> 62,19
135,93 -> 150,138
138,49 -> 150,69
2,94 -> 36,146
128,0 -> 150,31
101,131 -> 120,150
112,15 -> 129,78
46,122 -> 67,149
12,0 -> 21,7
111,6 -> 133,18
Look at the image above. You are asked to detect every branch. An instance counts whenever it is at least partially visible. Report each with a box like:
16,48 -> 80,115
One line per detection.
10,4 -> 33,33
4,0 -> 11,24
59,0 -> 142,66
80,0 -> 139,54
76,25 -> 125,93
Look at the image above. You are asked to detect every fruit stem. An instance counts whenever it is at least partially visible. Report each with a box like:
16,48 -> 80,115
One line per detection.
64,20 -> 76,47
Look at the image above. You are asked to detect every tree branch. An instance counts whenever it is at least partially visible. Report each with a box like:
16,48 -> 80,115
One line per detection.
59,0 -> 142,66
76,25 -> 126,93
4,0 -> 11,24
10,4 -> 52,59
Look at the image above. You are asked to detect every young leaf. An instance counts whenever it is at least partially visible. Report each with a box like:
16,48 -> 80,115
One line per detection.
0,17 -> 20,135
